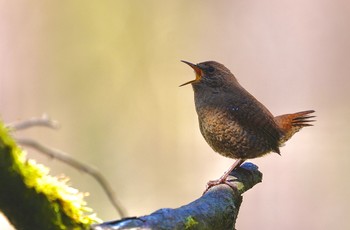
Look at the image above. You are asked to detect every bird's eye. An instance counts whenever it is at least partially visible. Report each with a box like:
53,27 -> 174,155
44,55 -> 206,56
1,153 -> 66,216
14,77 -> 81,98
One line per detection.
208,66 -> 215,73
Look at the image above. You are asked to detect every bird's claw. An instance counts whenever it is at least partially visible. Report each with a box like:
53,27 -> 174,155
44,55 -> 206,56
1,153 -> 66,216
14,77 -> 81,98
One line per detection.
203,178 -> 236,195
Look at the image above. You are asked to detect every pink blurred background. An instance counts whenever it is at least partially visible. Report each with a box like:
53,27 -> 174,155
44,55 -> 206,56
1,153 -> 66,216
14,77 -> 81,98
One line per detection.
1,1 -> 349,229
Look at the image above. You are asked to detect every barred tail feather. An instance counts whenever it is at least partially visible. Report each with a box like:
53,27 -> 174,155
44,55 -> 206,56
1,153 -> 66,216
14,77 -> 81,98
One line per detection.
274,110 -> 315,144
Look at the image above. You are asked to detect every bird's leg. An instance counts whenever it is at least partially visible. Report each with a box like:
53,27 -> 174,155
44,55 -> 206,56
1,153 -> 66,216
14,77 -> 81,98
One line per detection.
204,158 -> 245,194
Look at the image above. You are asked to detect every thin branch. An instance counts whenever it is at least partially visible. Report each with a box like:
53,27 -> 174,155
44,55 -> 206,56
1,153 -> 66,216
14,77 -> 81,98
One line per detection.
17,138 -> 127,218
7,114 -> 60,131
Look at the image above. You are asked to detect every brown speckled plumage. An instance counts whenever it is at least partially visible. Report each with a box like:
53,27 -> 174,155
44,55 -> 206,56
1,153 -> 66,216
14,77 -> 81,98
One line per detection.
181,60 -> 315,190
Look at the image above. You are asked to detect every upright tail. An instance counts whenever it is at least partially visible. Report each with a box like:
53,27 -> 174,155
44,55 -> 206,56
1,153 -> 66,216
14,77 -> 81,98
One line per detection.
274,110 -> 315,144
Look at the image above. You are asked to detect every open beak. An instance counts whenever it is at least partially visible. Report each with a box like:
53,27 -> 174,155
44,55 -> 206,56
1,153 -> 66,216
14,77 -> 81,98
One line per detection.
180,60 -> 203,87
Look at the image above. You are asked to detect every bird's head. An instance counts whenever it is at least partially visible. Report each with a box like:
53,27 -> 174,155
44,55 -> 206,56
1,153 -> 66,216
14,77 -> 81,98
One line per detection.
180,60 -> 236,89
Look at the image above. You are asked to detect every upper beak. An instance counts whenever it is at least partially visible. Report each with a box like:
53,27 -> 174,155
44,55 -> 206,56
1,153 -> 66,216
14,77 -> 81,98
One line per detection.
180,60 -> 203,87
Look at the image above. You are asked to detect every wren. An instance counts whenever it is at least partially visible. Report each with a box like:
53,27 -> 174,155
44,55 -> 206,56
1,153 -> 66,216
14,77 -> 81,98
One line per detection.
180,60 -> 315,191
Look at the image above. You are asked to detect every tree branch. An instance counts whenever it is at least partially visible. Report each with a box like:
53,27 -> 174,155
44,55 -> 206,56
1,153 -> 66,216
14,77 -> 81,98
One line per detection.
91,162 -> 262,230
7,114 -> 60,131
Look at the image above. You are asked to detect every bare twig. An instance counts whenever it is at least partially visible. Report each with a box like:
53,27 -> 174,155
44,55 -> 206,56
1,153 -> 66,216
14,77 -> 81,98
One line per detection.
17,138 -> 126,218
7,114 -> 60,131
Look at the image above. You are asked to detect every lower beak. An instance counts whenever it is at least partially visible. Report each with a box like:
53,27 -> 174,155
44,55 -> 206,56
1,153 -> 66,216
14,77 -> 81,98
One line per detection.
180,60 -> 203,87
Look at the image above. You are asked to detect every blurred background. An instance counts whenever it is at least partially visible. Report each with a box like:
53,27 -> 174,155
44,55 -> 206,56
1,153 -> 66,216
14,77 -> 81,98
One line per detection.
1,0 -> 349,229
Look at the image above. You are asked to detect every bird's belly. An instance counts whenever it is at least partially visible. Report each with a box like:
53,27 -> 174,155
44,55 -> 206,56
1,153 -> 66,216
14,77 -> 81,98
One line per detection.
199,116 -> 272,159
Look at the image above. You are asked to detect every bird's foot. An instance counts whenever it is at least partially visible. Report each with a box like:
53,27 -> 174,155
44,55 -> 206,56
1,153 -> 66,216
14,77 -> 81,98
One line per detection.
203,159 -> 245,195
203,177 -> 236,195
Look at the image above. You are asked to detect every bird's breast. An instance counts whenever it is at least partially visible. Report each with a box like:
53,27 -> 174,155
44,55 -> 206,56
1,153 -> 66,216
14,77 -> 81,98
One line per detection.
195,104 -> 278,159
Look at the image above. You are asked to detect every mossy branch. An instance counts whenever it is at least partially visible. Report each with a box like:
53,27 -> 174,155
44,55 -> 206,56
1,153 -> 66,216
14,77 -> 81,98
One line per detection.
92,163 -> 262,230
0,120 -> 100,229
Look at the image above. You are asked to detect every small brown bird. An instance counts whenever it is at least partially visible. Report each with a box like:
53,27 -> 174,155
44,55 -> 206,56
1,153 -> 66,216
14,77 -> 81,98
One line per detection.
180,60 -> 315,190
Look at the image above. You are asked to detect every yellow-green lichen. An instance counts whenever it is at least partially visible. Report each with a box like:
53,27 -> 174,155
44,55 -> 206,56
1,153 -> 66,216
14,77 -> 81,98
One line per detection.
184,216 -> 198,229
0,120 -> 101,229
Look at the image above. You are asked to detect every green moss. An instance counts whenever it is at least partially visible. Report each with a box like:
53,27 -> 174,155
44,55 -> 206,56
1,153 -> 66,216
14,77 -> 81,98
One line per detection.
0,120 -> 100,229
184,216 -> 198,229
